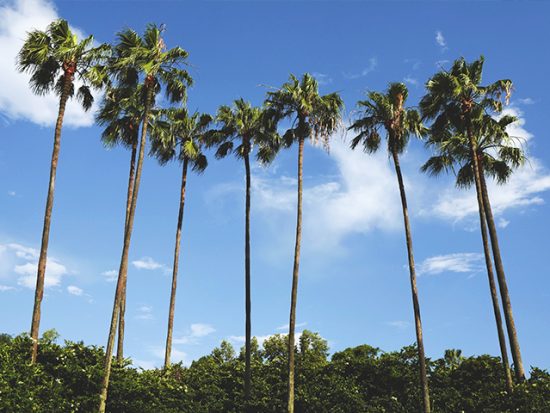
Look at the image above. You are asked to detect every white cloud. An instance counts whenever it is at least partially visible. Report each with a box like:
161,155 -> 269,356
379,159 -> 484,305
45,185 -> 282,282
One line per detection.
14,258 -> 68,288
387,320 -> 411,329
0,0 -> 95,127
404,76 -> 419,86
7,191 -> 16,196
101,269 -> 118,282
417,253 -> 484,276
0,285 -> 15,291
7,243 -> 39,260
276,322 -> 307,331
430,108 -> 550,222
132,257 -> 166,271
517,98 -> 535,105
135,305 -> 154,320
343,57 -> 378,79
312,72 -> 332,86
251,138 -> 402,252
66,285 -> 83,296
498,218 -> 510,229
173,323 -> 216,344
435,31 -> 447,49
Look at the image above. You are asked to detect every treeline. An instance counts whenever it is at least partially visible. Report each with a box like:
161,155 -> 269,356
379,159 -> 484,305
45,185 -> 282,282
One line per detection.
1,331 -> 549,413
15,18 -> 534,413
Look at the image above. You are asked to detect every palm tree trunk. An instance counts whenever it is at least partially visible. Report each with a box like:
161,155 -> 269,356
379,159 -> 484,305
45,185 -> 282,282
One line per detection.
30,75 -> 72,364
468,154 -> 514,391
391,149 -> 431,413
244,149 -> 252,409
117,139 -> 137,362
479,166 -> 525,381
98,88 -> 153,413
287,137 -> 304,413
164,156 -> 189,369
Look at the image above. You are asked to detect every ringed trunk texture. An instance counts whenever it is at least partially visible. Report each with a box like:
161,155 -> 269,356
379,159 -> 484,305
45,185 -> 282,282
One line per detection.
287,137 -> 304,413
244,150 -> 252,408
469,147 -> 513,391
479,168 -> 525,381
30,74 -> 72,364
391,149 -> 431,413
164,157 -> 189,369
117,140 -> 137,362
98,88 -> 153,413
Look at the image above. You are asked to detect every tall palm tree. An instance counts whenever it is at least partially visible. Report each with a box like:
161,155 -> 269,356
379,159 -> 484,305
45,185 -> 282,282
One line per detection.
265,74 -> 343,413
149,107 -> 210,370
420,57 -> 525,382
96,86 -> 144,362
207,98 -> 279,409
348,82 -> 431,413
17,19 -> 109,364
421,114 -> 521,392
98,24 -> 192,413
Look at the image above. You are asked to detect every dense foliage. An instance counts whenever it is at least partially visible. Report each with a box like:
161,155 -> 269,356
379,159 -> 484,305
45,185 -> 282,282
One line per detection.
1,330 -> 548,413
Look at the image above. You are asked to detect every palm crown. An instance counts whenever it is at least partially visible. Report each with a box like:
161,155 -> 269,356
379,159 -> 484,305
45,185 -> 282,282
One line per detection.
109,24 -> 192,103
150,108 -> 211,172
17,19 -> 110,109
265,73 -> 343,150
349,82 -> 424,154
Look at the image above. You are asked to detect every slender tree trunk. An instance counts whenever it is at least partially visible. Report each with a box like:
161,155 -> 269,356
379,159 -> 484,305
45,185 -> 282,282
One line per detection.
30,74 -> 72,364
164,156 -> 189,369
244,149 -> 252,409
287,137 -> 304,413
98,88 -> 153,413
479,166 -> 525,381
467,150 -> 514,391
391,149 -> 431,413
117,139 -> 137,362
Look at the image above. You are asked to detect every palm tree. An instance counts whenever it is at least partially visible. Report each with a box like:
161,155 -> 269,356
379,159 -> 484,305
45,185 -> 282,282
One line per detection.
265,74 -> 343,413
348,82 -> 431,413
207,98 -> 279,408
17,19 -> 109,364
420,57 -> 525,382
149,107 -> 210,370
96,86 -> 144,362
421,114 -> 521,392
98,24 -> 192,413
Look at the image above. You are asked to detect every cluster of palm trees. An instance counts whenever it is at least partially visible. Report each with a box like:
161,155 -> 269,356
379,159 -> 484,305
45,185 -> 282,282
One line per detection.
17,19 -> 527,413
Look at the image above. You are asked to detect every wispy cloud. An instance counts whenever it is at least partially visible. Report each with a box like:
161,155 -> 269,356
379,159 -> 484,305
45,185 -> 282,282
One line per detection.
404,76 -> 419,86
135,305 -> 154,321
417,253 -> 484,276
435,31 -> 448,51
173,323 -> 216,345
404,58 -> 421,70
312,72 -> 333,85
67,285 -> 83,296
7,191 -> 16,197
101,269 -> 118,282
276,322 -> 307,331
343,57 -> 378,79
0,285 -> 15,292
387,320 -> 411,330
132,257 -> 169,273
0,0 -> 95,127
517,97 -> 535,105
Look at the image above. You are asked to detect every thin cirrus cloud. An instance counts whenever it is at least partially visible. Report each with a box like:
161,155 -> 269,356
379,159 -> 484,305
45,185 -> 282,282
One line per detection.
0,0 -> 96,128
417,253 -> 484,276
435,30 -> 448,50
343,57 -> 378,79
173,323 -> 216,345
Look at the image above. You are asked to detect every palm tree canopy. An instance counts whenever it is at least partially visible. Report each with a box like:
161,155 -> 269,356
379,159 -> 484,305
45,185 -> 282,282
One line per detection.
17,19 -> 110,109
419,56 -> 525,187
207,98 -> 280,165
109,24 -> 192,104
348,82 -> 425,154
265,73 -> 343,151
422,113 -> 526,188
96,86 -> 145,149
149,107 -> 210,172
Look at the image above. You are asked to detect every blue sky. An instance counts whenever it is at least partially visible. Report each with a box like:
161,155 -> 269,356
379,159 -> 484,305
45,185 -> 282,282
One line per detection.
1,0 -> 549,371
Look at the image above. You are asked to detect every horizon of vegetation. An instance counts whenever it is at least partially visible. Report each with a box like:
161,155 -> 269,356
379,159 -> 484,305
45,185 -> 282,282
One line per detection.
4,16 -> 546,413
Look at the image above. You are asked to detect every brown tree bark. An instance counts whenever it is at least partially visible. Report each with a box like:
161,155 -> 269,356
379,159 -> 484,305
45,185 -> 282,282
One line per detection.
98,87 -> 153,413
117,139 -> 137,362
244,148 -> 252,409
391,148 -> 431,413
164,156 -> 189,369
30,74 -> 72,364
479,166 -> 525,381
287,137 -> 304,413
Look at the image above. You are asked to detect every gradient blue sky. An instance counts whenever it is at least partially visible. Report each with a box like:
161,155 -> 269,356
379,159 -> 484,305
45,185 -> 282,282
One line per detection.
1,0 -> 549,371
